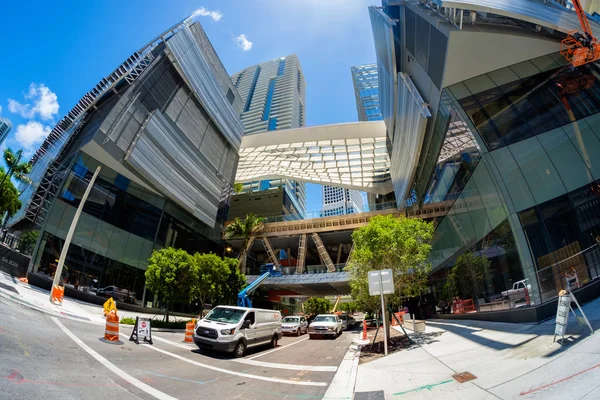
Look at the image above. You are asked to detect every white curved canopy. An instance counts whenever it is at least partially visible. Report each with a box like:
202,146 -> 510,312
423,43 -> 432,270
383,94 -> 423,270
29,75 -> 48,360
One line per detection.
236,121 -> 393,194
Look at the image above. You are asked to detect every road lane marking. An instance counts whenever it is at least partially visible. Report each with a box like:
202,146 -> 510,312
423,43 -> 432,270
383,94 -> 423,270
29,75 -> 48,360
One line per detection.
52,317 -> 177,400
146,345 -> 328,387
150,334 -> 337,372
234,358 -> 337,372
247,337 -> 309,360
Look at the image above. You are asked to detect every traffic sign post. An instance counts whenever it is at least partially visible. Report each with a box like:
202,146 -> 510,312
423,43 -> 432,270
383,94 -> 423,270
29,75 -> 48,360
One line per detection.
553,291 -> 593,345
129,317 -> 153,345
368,269 -> 394,356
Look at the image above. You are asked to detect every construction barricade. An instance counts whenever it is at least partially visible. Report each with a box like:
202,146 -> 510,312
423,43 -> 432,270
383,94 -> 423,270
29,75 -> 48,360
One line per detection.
100,311 -> 123,345
452,298 -> 465,314
390,311 -> 407,326
462,298 -> 476,313
50,285 -> 64,306
184,319 -> 196,343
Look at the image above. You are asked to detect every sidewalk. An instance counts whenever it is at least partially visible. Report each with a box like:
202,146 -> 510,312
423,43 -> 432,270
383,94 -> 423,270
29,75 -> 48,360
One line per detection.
0,271 -> 187,326
354,296 -> 600,399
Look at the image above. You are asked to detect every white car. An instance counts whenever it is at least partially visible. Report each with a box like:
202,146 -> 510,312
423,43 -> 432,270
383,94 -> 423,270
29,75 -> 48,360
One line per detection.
308,314 -> 342,339
281,316 -> 308,336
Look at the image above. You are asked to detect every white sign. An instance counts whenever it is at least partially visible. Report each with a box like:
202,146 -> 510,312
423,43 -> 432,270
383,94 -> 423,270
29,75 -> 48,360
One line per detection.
129,317 -> 153,345
554,294 -> 570,337
368,269 -> 394,296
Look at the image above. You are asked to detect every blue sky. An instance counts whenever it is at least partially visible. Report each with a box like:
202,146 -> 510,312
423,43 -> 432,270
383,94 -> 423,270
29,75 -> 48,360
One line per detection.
0,0 -> 377,213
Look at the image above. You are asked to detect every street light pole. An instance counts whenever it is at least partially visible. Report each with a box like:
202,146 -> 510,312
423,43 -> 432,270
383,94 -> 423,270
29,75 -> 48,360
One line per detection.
49,166 -> 101,304
379,274 -> 389,355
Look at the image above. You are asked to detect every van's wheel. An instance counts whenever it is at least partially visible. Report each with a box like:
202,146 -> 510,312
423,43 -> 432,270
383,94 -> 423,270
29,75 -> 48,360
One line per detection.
270,335 -> 279,348
233,340 -> 246,358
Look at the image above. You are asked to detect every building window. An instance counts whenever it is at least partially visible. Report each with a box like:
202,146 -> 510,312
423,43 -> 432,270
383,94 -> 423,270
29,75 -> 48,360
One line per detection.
262,79 -> 276,121
226,89 -> 235,105
268,117 -> 277,131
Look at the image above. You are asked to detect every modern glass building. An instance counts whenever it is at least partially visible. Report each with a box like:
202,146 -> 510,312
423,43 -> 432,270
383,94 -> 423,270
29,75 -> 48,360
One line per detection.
371,0 -> 600,318
231,55 -> 307,216
8,18 -> 244,306
321,186 -> 364,217
0,117 -> 11,146
351,64 -> 383,121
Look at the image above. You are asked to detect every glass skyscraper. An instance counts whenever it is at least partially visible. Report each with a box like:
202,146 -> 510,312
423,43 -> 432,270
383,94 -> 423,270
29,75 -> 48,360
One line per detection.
0,117 -> 12,146
231,55 -> 307,216
351,64 -> 382,121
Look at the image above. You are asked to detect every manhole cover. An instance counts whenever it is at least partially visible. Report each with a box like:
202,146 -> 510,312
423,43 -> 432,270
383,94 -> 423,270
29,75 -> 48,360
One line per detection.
452,371 -> 477,383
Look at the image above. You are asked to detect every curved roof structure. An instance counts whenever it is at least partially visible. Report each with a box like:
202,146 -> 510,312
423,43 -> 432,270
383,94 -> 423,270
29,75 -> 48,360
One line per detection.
236,121 -> 393,194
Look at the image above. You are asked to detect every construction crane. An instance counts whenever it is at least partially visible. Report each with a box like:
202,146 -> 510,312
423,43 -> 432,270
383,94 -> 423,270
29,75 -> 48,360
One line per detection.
237,263 -> 282,308
561,0 -> 600,67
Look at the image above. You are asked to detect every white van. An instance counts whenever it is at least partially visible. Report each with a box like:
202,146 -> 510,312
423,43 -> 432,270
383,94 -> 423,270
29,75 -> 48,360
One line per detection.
193,306 -> 282,357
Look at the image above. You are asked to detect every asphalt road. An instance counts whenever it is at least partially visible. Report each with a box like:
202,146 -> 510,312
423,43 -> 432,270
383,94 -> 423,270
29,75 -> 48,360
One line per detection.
0,298 -> 360,400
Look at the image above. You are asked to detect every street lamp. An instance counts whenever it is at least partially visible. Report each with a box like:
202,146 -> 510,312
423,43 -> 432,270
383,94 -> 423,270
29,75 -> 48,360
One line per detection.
49,166 -> 101,305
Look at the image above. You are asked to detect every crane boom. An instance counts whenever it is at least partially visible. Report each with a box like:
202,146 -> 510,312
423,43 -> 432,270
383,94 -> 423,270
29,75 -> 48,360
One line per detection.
237,263 -> 281,308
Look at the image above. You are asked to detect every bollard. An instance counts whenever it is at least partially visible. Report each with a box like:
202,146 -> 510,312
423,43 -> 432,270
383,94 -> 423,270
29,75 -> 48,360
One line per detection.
100,311 -> 123,345
50,285 -> 64,306
362,319 -> 367,340
184,319 -> 196,343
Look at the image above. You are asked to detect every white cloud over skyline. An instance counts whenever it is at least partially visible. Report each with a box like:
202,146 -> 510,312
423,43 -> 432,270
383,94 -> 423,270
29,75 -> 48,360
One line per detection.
14,120 -> 52,154
235,34 -> 253,51
8,83 -> 59,121
192,7 -> 222,22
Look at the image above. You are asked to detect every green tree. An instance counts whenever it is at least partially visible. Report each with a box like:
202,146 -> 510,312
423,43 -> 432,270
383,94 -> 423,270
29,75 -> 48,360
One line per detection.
347,215 -> 434,332
192,253 -> 231,311
220,256 -> 247,305
233,182 -> 244,194
304,297 -> 331,316
224,213 -> 265,274
0,148 -> 32,187
447,252 -> 491,301
0,169 -> 22,218
145,248 -> 198,322
17,230 -> 39,254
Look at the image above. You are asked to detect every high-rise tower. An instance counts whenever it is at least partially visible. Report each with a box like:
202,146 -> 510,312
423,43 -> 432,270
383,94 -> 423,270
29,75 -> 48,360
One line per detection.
0,117 -> 12,146
231,55 -> 307,216
351,64 -> 382,121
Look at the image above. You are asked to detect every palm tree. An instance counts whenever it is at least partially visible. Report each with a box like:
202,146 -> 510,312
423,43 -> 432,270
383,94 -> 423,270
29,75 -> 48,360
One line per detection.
224,213 -> 265,274
0,148 -> 32,187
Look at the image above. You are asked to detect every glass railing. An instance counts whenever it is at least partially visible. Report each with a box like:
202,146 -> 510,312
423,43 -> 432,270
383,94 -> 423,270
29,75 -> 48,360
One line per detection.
246,263 -> 347,276
260,200 -> 399,223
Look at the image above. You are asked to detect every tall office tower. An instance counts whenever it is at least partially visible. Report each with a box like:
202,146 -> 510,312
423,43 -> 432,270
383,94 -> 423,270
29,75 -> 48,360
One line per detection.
231,55 -> 307,217
6,17 -> 244,300
0,117 -> 12,146
321,186 -> 364,217
351,64 -> 383,121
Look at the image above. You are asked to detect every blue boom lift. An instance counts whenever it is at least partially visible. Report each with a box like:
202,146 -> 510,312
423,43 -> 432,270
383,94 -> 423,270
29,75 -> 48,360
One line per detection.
237,263 -> 282,308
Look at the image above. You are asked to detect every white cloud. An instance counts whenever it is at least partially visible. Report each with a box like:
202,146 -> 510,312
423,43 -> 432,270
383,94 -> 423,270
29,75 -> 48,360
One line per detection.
14,121 -> 52,153
192,7 -> 222,22
235,34 -> 253,51
7,83 -> 59,121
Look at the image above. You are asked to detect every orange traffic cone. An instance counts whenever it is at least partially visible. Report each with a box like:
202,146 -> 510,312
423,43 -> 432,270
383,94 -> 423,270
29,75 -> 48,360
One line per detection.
362,319 -> 367,340
184,320 -> 195,343
100,311 -> 123,345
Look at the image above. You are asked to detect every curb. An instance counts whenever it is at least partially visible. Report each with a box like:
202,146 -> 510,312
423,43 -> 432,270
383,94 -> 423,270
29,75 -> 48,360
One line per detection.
322,341 -> 362,400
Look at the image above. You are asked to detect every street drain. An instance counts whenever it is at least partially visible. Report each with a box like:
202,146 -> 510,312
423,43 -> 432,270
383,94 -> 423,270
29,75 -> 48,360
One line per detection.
452,371 -> 477,383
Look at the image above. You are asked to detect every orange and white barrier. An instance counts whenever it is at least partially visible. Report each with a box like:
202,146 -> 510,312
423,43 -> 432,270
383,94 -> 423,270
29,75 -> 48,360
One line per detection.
362,319 -> 367,340
50,285 -> 64,306
184,320 -> 196,343
462,299 -> 475,313
101,311 -> 122,344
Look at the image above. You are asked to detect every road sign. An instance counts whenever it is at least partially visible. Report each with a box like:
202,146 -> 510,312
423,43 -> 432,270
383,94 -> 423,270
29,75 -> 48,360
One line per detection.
367,269 -> 394,356
554,291 -> 594,345
129,317 -> 153,345
368,269 -> 394,296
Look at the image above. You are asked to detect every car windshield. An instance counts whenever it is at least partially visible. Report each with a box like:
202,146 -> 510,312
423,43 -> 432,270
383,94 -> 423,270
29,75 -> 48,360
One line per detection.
282,317 -> 299,323
205,307 -> 246,323
314,316 -> 336,322
339,315 -> 347,321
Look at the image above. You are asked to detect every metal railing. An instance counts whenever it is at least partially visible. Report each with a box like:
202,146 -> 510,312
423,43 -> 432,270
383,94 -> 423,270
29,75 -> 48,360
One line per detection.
246,263 -> 347,276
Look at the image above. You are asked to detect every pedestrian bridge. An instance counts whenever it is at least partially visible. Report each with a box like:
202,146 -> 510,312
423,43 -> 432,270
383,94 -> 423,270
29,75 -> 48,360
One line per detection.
246,271 -> 351,297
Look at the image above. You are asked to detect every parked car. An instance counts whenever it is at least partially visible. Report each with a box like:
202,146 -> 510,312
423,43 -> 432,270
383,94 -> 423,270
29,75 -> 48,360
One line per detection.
193,306 -> 282,358
308,314 -> 343,339
348,316 -> 356,327
501,279 -> 532,301
281,316 -> 308,336
97,286 -> 135,303
336,313 -> 349,330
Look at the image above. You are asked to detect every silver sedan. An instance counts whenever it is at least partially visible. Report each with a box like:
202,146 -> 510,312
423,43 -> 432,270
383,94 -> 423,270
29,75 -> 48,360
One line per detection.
281,316 -> 308,336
